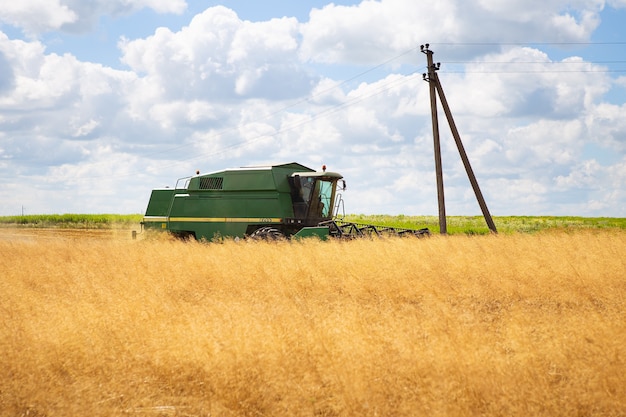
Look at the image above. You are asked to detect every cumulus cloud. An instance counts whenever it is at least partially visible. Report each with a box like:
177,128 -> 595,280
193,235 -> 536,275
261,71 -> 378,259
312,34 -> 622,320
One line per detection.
300,0 -> 439,64
453,48 -> 610,118
119,7 -> 311,102
301,0 -> 604,65
0,0 -> 77,35
0,31 -> 139,178
0,0 -> 186,35
586,103 -> 626,152
553,156 -> 626,214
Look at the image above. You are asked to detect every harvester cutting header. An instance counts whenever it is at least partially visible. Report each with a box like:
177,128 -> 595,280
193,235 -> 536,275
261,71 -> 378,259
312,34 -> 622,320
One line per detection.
142,162 -> 429,240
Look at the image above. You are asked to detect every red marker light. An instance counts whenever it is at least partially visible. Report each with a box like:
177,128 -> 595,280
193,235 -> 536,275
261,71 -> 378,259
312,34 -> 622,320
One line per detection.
322,165 -> 326,172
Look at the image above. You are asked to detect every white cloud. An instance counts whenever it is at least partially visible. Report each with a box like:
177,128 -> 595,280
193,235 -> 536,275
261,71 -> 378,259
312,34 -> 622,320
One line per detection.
301,0 -> 443,64
555,159 -> 602,188
301,0 -> 604,65
129,0 -> 187,14
71,118 -> 100,137
0,0 -> 77,35
0,33 -> 136,112
553,157 -> 626,216
585,102 -> 626,152
0,0 -> 187,35
276,112 -> 342,158
503,119 -> 584,167
0,31 -> 143,186
227,17 -> 299,64
442,47 -> 611,120
119,7 -> 311,102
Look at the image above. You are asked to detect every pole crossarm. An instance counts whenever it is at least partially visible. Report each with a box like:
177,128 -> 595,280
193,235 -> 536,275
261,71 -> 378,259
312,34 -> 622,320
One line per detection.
420,44 -> 497,234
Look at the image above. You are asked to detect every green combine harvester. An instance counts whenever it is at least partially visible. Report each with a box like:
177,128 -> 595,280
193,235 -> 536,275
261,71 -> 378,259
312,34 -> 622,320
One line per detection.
142,162 -> 429,240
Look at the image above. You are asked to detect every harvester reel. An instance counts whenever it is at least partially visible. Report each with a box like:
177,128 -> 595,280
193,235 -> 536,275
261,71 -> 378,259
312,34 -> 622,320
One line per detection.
249,227 -> 286,241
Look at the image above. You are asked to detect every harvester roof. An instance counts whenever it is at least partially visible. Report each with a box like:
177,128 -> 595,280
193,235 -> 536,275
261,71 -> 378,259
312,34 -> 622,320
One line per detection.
184,162 -> 341,192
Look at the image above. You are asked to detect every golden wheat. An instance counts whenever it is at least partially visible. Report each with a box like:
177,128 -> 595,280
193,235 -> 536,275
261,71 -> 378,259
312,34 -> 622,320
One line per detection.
1,229 -> 625,417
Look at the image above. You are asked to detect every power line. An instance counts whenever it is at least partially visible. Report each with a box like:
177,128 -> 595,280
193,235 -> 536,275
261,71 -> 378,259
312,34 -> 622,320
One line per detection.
444,69 -> 626,74
434,41 -> 626,46
440,60 -> 626,74
445,60 -> 626,65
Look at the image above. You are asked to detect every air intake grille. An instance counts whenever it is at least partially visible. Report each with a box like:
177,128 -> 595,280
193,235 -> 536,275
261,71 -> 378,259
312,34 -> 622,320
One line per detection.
199,177 -> 224,190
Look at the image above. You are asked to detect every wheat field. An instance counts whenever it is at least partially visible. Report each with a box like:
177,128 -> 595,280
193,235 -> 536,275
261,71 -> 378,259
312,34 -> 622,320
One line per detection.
1,229 -> 625,417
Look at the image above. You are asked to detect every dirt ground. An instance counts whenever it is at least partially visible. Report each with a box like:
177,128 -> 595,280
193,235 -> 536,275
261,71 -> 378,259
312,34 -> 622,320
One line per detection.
0,227 -> 140,242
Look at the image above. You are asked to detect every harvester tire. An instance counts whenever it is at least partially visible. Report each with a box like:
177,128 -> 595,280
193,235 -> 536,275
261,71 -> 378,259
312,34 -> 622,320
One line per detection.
249,227 -> 285,241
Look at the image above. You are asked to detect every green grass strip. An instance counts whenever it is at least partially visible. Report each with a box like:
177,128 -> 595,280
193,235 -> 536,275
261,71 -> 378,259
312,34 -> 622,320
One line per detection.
0,214 -> 143,229
343,214 -> 626,235
1,213 -> 624,234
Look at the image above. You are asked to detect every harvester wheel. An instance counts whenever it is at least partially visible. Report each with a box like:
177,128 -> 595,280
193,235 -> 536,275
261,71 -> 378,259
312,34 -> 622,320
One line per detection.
172,231 -> 196,241
249,227 -> 285,241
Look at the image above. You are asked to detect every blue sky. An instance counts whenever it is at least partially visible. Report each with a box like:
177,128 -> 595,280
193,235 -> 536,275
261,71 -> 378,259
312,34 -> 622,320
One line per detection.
0,0 -> 625,217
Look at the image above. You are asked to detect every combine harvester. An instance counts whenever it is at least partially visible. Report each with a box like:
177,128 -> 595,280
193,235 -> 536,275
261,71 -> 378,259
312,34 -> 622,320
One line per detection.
142,162 -> 429,240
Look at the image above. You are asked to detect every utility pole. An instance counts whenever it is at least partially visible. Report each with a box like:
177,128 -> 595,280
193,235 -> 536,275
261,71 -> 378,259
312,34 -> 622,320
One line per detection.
422,44 -> 447,234
421,44 -> 497,234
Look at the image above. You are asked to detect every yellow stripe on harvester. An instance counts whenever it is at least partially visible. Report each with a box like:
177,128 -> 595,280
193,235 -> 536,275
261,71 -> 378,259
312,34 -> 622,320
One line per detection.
143,216 -> 168,222
168,217 -> 282,223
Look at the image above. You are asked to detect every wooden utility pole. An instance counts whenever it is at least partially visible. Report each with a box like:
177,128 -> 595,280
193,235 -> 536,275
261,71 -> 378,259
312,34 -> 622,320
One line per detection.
422,45 -> 447,234
421,44 -> 497,234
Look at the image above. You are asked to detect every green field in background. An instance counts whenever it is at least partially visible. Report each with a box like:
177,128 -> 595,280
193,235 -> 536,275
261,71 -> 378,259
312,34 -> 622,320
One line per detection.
1,213 -> 624,234
343,214 -> 626,234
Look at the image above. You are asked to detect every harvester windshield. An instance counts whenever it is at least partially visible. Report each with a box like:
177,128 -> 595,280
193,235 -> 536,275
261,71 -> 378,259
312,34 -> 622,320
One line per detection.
290,172 -> 342,221
302,177 -> 333,218
317,180 -> 334,217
